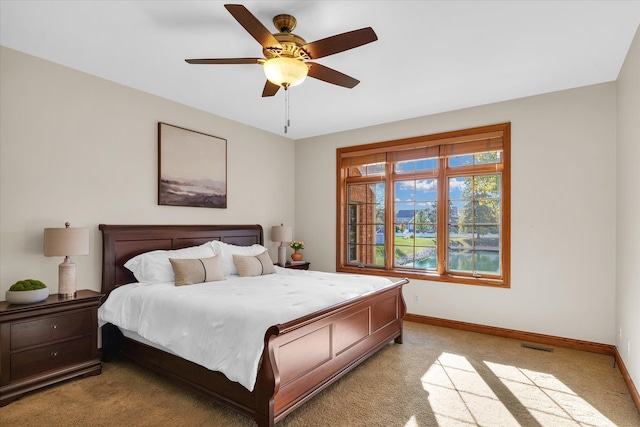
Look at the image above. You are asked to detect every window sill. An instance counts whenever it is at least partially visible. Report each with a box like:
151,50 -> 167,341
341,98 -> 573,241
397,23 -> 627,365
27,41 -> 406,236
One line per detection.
337,265 -> 509,288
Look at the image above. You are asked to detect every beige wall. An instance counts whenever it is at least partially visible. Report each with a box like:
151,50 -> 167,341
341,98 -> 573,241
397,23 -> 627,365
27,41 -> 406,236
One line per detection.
0,46 -> 296,295
296,83 -> 618,347
616,25 -> 640,393
2,35 -> 637,391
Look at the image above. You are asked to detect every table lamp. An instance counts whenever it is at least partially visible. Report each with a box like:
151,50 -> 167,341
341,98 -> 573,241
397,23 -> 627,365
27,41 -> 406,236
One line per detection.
271,224 -> 293,267
44,222 -> 90,297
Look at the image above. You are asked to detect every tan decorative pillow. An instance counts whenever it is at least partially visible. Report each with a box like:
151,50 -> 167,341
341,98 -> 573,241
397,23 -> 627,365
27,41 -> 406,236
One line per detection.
169,255 -> 225,286
232,251 -> 276,277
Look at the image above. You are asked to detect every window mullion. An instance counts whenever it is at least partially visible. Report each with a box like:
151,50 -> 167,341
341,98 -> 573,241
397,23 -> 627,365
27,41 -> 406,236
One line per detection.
385,162 -> 394,269
437,157 -> 447,275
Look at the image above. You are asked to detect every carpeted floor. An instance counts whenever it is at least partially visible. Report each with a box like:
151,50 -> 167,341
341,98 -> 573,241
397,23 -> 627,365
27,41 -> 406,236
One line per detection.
2,321 -> 638,426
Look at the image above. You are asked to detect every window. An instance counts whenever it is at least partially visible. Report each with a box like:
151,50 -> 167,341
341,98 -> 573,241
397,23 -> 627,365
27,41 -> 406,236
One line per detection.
336,123 -> 510,287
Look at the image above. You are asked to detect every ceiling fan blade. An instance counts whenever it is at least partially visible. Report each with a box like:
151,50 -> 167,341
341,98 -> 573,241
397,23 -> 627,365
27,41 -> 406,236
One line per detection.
307,63 -> 360,88
262,80 -> 280,97
303,27 -> 377,59
185,58 -> 262,65
224,4 -> 282,50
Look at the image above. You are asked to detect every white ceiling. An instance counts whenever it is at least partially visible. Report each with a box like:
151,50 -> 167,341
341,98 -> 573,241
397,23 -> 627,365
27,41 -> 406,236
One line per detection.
1,1 -> 639,139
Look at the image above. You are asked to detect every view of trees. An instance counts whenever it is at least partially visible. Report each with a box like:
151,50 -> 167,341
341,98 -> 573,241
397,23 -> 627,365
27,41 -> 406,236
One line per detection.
414,202 -> 437,233
457,174 -> 501,239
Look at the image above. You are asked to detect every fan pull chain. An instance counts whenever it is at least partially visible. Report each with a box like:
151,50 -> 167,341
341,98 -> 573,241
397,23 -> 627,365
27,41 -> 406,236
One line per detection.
284,88 -> 290,134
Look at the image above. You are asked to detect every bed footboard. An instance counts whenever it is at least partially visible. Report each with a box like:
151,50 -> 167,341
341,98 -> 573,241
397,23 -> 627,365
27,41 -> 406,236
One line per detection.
255,278 -> 408,426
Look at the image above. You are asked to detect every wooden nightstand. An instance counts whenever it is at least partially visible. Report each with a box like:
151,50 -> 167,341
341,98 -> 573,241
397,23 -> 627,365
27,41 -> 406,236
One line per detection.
0,289 -> 103,406
284,261 -> 310,270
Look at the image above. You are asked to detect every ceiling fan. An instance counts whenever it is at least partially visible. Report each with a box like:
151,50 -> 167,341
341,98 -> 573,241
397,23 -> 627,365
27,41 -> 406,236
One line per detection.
185,4 -> 378,97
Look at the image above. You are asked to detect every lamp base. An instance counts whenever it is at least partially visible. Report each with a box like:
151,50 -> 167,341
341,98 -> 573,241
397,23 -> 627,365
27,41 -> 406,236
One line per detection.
277,243 -> 287,267
58,256 -> 77,297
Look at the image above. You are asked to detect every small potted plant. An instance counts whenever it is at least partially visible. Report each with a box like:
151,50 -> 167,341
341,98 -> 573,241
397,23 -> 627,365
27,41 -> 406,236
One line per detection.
5,279 -> 49,304
289,240 -> 305,261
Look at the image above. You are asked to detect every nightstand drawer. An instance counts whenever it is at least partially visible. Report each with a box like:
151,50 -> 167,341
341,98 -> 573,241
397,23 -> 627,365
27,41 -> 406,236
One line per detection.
11,310 -> 92,350
10,336 -> 93,380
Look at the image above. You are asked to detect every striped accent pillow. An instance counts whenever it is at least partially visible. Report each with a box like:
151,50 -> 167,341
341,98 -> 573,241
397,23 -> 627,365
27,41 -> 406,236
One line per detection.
169,255 -> 225,286
232,251 -> 276,277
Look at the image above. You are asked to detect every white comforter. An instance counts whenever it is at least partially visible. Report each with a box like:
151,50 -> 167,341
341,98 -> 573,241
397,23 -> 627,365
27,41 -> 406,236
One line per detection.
98,267 -> 393,391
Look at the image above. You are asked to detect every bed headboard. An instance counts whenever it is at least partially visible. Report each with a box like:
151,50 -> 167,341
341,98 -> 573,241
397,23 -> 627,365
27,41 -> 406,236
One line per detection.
99,224 -> 263,296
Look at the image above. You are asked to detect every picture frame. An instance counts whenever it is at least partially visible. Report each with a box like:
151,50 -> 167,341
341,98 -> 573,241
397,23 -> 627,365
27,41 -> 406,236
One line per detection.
158,122 -> 227,208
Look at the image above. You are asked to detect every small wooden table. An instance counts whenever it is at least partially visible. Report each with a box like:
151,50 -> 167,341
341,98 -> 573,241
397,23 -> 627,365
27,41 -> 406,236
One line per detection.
0,289 -> 103,406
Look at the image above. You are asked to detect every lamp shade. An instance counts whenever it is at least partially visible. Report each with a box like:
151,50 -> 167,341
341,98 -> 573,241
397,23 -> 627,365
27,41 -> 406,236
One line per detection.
44,224 -> 90,256
271,225 -> 293,243
263,57 -> 308,88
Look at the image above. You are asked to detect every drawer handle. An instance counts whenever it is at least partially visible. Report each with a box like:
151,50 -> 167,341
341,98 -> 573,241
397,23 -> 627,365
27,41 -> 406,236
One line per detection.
51,324 -> 58,330
51,351 -> 58,358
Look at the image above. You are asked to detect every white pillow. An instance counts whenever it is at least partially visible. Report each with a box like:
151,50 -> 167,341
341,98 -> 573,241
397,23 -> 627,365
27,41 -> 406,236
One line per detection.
210,240 -> 270,276
124,242 -> 215,284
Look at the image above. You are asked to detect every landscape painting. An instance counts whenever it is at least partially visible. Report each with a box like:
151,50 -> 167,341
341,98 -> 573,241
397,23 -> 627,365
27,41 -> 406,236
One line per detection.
158,123 -> 227,208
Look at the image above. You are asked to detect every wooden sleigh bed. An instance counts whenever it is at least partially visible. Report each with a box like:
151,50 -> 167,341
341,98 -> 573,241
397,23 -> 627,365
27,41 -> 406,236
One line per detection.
99,224 -> 407,426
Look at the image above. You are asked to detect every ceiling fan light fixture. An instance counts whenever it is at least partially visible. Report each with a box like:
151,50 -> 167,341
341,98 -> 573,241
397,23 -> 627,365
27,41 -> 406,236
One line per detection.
263,57 -> 308,88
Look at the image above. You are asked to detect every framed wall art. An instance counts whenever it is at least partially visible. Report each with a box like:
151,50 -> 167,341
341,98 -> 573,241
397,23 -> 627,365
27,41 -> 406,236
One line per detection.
158,122 -> 227,208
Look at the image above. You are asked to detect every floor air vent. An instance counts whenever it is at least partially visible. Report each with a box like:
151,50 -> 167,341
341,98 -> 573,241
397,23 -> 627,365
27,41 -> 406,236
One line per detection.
521,343 -> 554,353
